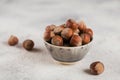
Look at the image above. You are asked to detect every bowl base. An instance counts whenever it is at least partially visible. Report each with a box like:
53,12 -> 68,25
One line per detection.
56,61 -> 78,65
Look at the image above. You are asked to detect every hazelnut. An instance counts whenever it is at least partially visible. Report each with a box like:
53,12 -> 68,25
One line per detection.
66,19 -> 78,30
51,35 -> 63,46
54,26 -> 64,34
90,61 -> 104,75
23,39 -> 34,51
8,35 -> 19,46
84,28 -> 93,37
81,33 -> 91,45
73,29 -> 80,35
44,30 -> 55,42
78,20 -> 86,32
61,28 -> 73,40
60,24 -> 66,28
70,35 -> 82,46
45,24 -> 56,31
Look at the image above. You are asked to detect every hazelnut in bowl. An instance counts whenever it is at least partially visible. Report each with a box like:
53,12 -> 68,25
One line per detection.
44,19 -> 93,64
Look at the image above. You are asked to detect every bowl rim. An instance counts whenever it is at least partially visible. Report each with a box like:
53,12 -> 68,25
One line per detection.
44,38 -> 93,49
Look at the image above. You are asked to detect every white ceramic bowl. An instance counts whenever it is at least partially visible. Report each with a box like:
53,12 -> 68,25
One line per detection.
44,40 -> 92,63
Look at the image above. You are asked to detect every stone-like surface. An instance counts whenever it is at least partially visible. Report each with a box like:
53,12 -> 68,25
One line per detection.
0,0 -> 120,80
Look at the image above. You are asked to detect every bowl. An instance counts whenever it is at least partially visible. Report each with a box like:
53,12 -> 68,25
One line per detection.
44,40 -> 92,63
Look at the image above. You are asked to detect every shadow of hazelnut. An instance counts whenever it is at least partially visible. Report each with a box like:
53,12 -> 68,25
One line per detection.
31,48 -> 44,53
83,69 -> 93,75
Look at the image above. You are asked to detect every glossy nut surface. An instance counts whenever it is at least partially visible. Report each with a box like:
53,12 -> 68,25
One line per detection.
70,35 -> 82,46
61,28 -> 73,40
90,61 -> 104,75
51,35 -> 63,46
81,33 -> 91,45
8,35 -> 18,46
54,26 -> 64,34
66,19 -> 78,30
23,39 -> 34,50
44,30 -> 55,42
84,28 -> 93,37
45,24 -> 56,31
78,21 -> 86,32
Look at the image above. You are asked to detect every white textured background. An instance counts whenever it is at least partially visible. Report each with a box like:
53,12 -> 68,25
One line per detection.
0,0 -> 120,80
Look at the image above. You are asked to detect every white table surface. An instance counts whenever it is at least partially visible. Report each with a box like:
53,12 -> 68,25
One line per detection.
0,0 -> 120,80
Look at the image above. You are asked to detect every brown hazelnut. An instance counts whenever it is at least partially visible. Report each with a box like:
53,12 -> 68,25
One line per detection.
84,28 -> 93,37
70,35 -> 82,46
23,39 -> 34,51
78,20 -> 86,32
51,35 -> 63,46
45,24 -> 56,31
60,24 -> 66,28
66,19 -> 78,30
54,26 -> 64,34
61,28 -> 73,40
81,33 -> 91,45
73,29 -> 80,35
8,35 -> 19,46
90,61 -> 104,75
44,30 -> 55,42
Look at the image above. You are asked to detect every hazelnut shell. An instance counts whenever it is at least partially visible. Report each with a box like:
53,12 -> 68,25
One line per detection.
84,28 -> 93,37
51,35 -> 63,46
81,33 -> 91,45
8,35 -> 19,46
61,28 -> 73,40
54,26 -> 64,34
44,30 -> 55,42
90,61 -> 104,75
45,24 -> 56,31
70,35 -> 82,46
78,21 -> 86,32
23,39 -> 34,51
66,19 -> 78,30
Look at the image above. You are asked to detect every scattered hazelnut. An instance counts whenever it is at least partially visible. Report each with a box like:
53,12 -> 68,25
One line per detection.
90,61 -> 104,75
81,33 -> 91,45
78,20 -> 86,32
8,35 -> 19,46
45,24 -> 56,31
84,28 -> 93,37
54,26 -> 64,34
51,35 -> 63,46
70,35 -> 82,46
66,19 -> 78,30
44,30 -> 55,42
61,28 -> 73,40
23,39 -> 34,51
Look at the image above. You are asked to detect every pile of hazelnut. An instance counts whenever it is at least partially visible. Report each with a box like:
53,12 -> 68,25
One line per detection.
44,19 -> 93,46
